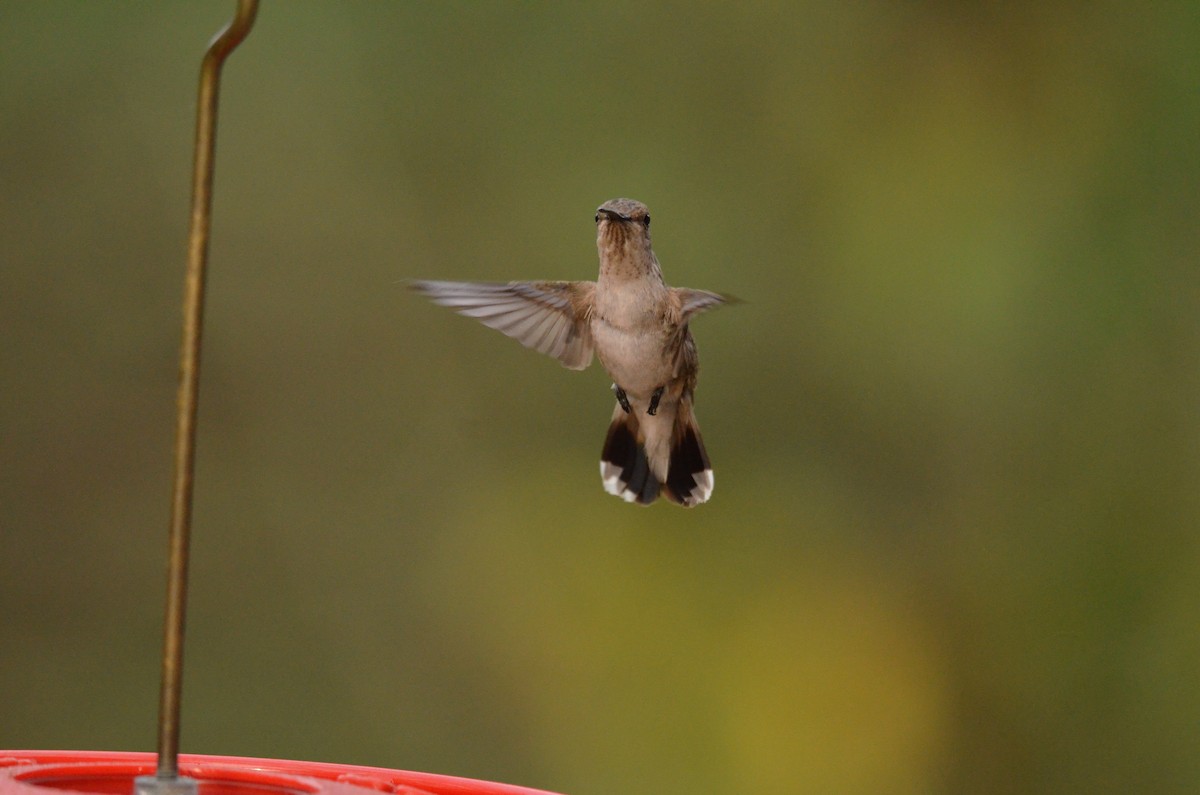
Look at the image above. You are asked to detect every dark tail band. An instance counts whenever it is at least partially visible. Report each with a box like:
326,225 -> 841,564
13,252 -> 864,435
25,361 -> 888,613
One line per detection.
662,421 -> 712,507
600,414 -> 660,505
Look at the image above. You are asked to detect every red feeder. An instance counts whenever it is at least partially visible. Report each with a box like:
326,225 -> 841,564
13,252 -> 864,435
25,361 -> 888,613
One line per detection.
0,753 -> 560,795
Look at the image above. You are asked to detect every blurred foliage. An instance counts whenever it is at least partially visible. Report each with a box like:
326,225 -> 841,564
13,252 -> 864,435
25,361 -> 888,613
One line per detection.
2,3 -> 1198,794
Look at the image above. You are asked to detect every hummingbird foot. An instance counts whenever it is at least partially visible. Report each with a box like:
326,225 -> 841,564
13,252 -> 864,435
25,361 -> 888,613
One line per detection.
647,386 -> 665,416
612,384 -> 632,414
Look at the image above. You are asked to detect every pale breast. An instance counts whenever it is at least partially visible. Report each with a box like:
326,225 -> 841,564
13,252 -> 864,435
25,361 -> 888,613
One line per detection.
590,277 -> 678,397
590,316 -> 674,398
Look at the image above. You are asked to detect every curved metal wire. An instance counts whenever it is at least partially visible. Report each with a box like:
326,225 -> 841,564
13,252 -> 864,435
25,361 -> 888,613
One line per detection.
156,0 -> 259,781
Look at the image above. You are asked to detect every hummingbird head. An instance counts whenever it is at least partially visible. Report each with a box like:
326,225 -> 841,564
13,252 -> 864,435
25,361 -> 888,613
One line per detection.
595,198 -> 653,263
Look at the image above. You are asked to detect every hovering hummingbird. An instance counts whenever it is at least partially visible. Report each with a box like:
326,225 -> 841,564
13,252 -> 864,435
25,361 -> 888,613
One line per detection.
411,198 -> 731,506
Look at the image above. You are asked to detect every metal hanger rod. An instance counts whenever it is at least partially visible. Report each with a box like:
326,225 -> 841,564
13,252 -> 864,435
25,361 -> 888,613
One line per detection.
156,0 -> 259,780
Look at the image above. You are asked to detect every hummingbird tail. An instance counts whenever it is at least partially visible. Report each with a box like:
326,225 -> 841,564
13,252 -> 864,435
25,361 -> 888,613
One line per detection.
599,400 -> 713,507
662,403 -> 713,507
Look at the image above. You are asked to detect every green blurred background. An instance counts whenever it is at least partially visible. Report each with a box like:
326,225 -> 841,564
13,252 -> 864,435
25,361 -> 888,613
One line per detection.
2,3 -> 1197,794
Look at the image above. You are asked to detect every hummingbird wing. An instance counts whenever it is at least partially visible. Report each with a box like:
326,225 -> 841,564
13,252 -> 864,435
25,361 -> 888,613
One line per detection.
411,280 -> 595,370
674,288 -> 735,321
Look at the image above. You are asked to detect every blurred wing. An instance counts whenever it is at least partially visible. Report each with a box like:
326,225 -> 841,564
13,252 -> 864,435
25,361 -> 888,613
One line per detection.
411,280 -> 595,370
675,288 -> 736,321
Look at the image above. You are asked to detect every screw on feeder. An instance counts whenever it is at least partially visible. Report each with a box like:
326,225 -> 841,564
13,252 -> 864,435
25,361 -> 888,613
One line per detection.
136,2 -> 259,794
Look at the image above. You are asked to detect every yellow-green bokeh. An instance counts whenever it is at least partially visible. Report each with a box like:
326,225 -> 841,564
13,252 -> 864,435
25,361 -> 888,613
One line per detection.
2,3 -> 1197,795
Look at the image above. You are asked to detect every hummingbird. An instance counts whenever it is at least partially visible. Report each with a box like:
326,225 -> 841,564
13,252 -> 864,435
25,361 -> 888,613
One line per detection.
411,198 -> 731,507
